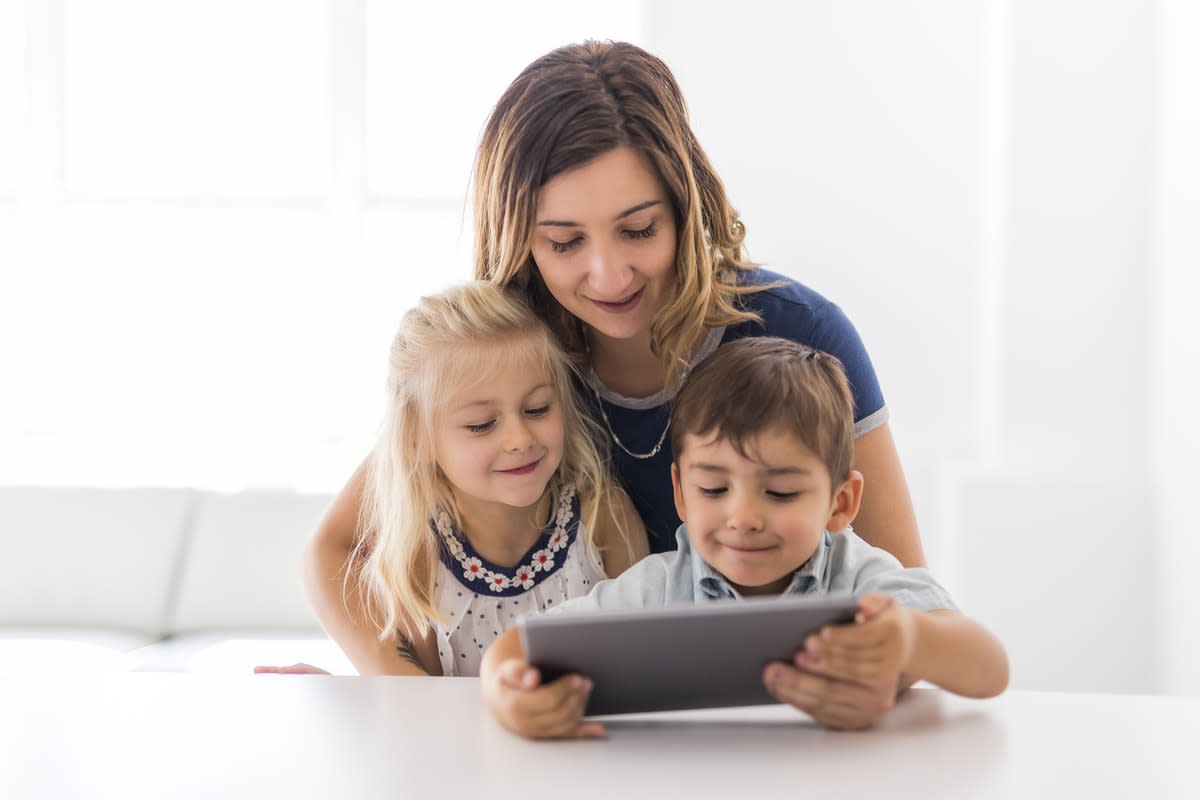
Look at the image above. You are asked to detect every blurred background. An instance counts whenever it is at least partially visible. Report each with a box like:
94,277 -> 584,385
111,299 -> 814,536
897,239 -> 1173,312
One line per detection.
0,0 -> 1196,692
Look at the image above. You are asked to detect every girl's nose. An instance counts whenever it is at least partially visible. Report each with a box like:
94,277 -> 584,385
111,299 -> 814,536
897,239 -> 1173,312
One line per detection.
503,417 -> 534,452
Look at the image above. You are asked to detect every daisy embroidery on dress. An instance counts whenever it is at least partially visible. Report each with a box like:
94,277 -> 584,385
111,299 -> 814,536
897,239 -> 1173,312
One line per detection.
513,566 -> 536,590
433,485 -> 578,595
531,549 -> 555,572
462,557 -> 483,581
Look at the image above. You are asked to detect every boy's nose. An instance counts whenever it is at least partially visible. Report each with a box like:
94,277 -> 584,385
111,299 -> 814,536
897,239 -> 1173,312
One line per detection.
726,496 -> 764,532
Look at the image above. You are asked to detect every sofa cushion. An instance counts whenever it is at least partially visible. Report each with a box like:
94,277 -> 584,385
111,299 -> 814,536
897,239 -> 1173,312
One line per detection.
0,487 -> 196,635
168,490 -> 331,633
0,627 -> 156,674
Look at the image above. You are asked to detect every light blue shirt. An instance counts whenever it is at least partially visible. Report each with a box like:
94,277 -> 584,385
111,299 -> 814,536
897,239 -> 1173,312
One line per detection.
548,525 -> 957,615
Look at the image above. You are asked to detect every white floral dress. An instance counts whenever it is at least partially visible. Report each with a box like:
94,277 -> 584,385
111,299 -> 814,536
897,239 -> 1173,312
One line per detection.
432,485 -> 606,677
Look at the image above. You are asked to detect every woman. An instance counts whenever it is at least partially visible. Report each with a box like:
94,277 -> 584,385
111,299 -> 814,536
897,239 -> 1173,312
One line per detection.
306,42 -> 925,716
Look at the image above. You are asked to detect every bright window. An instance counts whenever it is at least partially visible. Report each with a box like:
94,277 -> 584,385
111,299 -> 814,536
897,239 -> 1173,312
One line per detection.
0,1 -> 644,491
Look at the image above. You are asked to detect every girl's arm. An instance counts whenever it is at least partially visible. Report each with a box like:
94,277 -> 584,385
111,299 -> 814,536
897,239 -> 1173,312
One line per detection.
593,487 -> 651,578
850,423 -> 927,568
302,458 -> 437,676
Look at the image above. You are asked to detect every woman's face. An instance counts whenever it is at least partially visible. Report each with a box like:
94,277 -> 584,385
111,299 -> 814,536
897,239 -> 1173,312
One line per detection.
529,146 -> 677,345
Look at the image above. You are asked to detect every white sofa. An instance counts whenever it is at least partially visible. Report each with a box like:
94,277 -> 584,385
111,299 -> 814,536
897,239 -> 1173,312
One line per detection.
0,486 -> 355,675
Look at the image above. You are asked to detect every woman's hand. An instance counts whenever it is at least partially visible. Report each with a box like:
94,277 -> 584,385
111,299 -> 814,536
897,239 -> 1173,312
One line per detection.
253,662 -> 332,675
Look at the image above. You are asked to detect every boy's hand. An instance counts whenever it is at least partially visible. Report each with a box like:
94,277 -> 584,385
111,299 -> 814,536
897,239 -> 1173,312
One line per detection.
762,593 -> 916,729
763,662 -> 897,730
483,658 -> 606,740
794,593 -> 917,690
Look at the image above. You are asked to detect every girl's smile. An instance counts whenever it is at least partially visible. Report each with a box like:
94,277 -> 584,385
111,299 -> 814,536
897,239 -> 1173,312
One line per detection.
496,457 -> 543,476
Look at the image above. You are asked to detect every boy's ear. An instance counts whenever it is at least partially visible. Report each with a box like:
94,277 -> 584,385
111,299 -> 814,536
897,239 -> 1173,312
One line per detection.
826,469 -> 864,533
671,463 -> 688,524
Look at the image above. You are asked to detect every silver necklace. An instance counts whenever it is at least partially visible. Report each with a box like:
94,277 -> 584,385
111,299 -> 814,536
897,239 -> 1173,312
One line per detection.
591,383 -> 670,460
585,335 -> 678,460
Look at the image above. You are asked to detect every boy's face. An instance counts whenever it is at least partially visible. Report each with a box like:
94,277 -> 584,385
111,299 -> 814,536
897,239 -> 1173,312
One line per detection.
671,429 -> 862,597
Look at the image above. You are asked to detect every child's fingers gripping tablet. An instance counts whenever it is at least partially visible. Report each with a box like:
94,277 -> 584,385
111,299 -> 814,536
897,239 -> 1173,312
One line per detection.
491,660 -> 605,740
794,594 -> 911,688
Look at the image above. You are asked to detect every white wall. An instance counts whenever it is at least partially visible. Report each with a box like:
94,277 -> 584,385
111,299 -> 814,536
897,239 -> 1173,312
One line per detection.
1152,0 -> 1200,696
646,0 -> 1184,694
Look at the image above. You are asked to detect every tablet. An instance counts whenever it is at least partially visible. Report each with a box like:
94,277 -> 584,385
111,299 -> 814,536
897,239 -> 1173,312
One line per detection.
518,594 -> 859,715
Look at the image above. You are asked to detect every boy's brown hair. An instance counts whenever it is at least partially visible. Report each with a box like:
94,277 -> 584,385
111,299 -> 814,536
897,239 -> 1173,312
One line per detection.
669,337 -> 855,487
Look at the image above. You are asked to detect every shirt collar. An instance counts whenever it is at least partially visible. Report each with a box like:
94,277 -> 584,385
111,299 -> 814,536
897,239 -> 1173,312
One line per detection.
681,525 -> 833,601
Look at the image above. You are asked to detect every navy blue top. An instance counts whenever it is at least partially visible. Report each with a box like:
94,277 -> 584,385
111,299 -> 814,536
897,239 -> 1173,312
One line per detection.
579,269 -> 888,553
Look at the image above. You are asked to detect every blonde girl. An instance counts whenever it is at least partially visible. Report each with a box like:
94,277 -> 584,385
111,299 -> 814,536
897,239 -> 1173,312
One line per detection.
271,282 -> 646,676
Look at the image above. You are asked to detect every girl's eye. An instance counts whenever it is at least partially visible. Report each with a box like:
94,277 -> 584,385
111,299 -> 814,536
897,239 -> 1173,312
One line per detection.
525,404 -> 551,418
549,237 -> 582,254
767,491 -> 800,501
465,420 -> 496,434
623,222 -> 657,241
698,486 -> 727,497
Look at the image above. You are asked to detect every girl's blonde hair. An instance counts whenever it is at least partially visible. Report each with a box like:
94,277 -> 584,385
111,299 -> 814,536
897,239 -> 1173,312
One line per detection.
473,40 -> 768,391
356,282 -> 620,642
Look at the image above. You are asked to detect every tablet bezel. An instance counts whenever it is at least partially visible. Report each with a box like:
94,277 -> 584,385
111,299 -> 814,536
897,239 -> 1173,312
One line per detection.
518,594 -> 859,715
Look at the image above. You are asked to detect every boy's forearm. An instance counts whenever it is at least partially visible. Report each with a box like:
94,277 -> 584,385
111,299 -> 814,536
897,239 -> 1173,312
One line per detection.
905,611 -> 1009,698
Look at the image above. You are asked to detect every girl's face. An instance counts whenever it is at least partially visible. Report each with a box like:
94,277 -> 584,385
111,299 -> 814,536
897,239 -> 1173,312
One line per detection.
433,350 -> 565,513
529,146 -> 677,346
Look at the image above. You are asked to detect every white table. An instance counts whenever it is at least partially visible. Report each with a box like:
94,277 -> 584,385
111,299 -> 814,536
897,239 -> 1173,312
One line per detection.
2,674 -> 1197,799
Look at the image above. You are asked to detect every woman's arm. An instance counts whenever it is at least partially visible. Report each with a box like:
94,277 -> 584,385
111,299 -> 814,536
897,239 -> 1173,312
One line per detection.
851,422 -> 927,568
302,458 -> 437,676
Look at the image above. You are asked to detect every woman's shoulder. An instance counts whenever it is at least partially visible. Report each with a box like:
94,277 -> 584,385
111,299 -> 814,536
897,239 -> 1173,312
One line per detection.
734,267 -> 834,312
726,267 -> 854,342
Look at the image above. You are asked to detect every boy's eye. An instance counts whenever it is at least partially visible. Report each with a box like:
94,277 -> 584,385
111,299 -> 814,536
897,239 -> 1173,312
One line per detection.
698,486 -> 727,497
525,404 -> 551,418
465,420 -> 496,434
622,222 -> 657,241
767,491 -> 800,501
549,237 -> 582,254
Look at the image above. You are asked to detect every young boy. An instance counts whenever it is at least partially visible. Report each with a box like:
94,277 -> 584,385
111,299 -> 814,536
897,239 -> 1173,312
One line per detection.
481,337 -> 1008,739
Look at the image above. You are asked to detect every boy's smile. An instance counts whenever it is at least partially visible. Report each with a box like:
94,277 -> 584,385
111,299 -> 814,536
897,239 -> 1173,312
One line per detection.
671,429 -> 862,597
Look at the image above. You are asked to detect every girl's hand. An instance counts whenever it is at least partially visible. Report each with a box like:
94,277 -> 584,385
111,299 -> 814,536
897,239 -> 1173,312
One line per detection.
253,663 -> 331,675
794,593 -> 917,690
483,658 -> 605,740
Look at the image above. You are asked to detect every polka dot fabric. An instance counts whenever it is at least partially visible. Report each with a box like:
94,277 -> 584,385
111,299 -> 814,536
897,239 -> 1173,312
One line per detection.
432,486 -> 606,677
